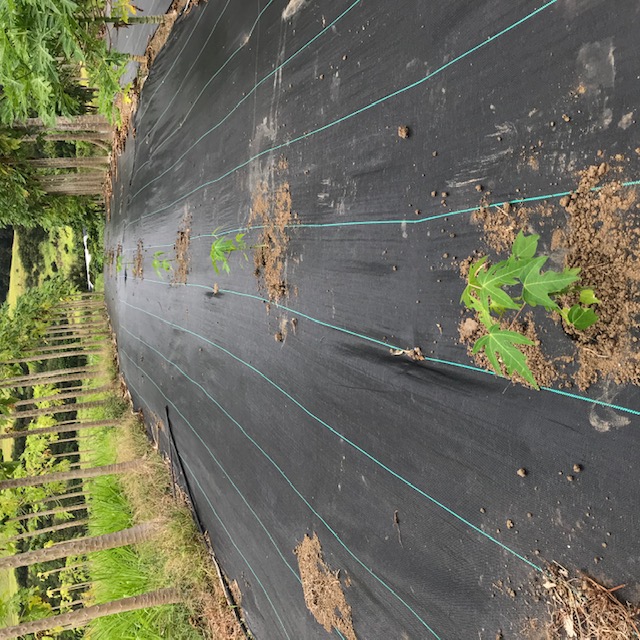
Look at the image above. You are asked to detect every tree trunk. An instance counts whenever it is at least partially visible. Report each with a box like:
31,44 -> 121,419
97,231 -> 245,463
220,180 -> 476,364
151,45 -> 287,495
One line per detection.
46,323 -> 108,336
14,157 -> 109,170
7,503 -> 87,522
0,459 -> 142,491
48,581 -> 92,595
0,419 -> 115,442
13,115 -> 110,132
50,599 -> 84,613
0,366 -> 100,388
4,349 -> 98,364
11,398 -> 109,419
0,588 -> 181,639
0,521 -> 160,570
41,334 -> 107,345
38,490 -> 86,505
38,562 -> 87,579
87,14 -> 167,24
9,518 -> 89,541
54,434 -> 93,445
49,450 -> 94,459
22,131 -> 111,143
12,385 -> 111,408
23,341 -> 104,355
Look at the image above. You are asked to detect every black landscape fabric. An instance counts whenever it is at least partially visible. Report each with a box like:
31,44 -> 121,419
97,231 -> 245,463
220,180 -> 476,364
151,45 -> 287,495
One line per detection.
105,1 -> 640,638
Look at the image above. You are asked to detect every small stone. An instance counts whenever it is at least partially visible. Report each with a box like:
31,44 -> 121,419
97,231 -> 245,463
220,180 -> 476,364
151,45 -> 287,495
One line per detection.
480,507 -> 486,513
549,121 -> 556,127
319,73 -> 325,80
392,265 -> 398,271
566,474 -> 575,482
430,190 -> 438,197
527,512 -> 533,518
397,125 -> 410,139
601,542 -> 607,548
475,184 -> 483,192
572,463 -> 582,473
559,196 -> 570,207
415,209 -> 421,216
442,253 -> 449,259
506,519 -> 514,529
432,150 -> 438,157
597,162 -> 608,176
635,147 -> 640,155
213,283 -> 219,295
562,113 -> 571,122
274,332 -> 284,342
497,135 -> 502,141
441,192 -> 448,198
517,467 -> 527,478
342,54 -> 348,60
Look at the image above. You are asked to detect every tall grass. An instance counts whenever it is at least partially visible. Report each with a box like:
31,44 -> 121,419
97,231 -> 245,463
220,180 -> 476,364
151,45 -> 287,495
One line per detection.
76,345 -> 242,639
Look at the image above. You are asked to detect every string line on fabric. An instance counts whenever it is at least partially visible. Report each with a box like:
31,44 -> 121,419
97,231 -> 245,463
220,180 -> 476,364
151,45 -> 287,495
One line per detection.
120,298 -> 544,573
121,376 -> 300,639
135,0 -> 277,175
126,178 -> 640,253
129,0 -> 364,203
122,341 -> 442,638
133,277 -> 640,419
134,0 -> 213,126
126,0 -> 558,225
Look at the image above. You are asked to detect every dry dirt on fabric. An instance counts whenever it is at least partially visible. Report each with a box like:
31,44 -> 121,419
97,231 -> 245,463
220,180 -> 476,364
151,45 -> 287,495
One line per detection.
463,162 -> 640,390
534,565 -> 640,639
133,240 -> 144,279
249,179 -> 296,302
294,533 -> 357,640
558,165 -> 640,389
173,212 -> 192,284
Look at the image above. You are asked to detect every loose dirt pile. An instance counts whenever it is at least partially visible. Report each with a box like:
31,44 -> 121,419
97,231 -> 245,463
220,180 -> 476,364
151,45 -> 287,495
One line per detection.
294,533 -> 357,640
558,166 -> 640,388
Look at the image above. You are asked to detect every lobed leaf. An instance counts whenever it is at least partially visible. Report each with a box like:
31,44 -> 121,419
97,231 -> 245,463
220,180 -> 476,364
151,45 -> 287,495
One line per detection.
521,260 -> 580,311
511,231 -> 539,260
472,324 -> 538,388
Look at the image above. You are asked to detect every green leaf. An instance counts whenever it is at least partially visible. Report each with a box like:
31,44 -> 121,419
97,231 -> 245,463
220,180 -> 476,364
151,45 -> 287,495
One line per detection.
521,260 -> 580,311
475,260 -> 522,311
566,305 -> 599,330
472,325 -> 538,388
579,288 -> 600,305
511,231 -> 539,260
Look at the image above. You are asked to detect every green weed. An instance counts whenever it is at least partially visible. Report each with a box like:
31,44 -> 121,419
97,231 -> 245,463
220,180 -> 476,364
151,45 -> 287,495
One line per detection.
461,231 -> 599,388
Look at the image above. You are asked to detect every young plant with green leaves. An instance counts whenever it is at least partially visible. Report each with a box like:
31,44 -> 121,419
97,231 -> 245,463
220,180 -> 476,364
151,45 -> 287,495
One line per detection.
461,231 -> 599,388
210,231 -> 248,274
151,251 -> 172,278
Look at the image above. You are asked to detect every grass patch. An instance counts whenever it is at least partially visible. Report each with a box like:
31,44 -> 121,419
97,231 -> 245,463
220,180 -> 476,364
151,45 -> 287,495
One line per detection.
76,340 -> 244,639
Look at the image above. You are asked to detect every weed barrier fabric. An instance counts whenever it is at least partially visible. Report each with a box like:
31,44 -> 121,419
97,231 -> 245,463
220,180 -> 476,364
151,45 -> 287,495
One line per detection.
105,1 -> 640,637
